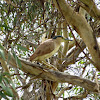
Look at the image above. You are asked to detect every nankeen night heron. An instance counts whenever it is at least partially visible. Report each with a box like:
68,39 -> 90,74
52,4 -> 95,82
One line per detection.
30,35 -> 72,70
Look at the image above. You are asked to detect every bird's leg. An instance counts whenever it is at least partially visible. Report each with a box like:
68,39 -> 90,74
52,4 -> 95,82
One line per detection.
42,60 -> 58,71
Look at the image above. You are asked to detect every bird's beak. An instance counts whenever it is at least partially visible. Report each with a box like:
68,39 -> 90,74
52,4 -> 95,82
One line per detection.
64,38 -> 72,41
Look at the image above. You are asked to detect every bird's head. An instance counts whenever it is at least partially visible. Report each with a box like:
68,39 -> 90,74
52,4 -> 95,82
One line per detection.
52,35 -> 72,42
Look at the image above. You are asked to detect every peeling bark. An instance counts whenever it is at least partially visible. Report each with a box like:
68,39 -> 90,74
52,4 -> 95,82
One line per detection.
53,0 -> 100,71
79,0 -> 100,19
1,49 -> 99,93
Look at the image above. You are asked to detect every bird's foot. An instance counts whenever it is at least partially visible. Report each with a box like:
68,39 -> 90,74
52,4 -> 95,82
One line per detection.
45,65 -> 58,71
41,61 -> 58,71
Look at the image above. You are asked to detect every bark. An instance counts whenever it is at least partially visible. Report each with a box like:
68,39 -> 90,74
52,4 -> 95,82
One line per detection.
1,49 -> 99,93
79,0 -> 100,20
62,40 -> 86,67
0,58 -> 19,99
53,0 -> 100,71
62,22 -> 69,56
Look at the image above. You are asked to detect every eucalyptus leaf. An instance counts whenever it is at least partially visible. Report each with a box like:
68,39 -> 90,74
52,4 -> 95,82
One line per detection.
0,49 -> 5,60
10,81 -> 16,90
2,72 -> 10,76
16,56 -> 22,68
3,77 -> 10,84
0,73 -> 2,83
4,87 -> 14,97
17,44 -> 28,51
12,49 -> 22,68
7,52 -> 11,64
0,91 -> 7,99
0,43 -> 4,50
0,83 -> 13,97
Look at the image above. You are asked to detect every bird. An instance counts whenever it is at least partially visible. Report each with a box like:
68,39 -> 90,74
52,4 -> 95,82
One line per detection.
30,35 -> 72,70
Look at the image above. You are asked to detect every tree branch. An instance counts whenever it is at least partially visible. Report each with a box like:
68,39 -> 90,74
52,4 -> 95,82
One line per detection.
62,40 -> 86,66
0,49 -> 99,93
53,0 -> 100,71
64,90 -> 88,100
79,0 -> 100,20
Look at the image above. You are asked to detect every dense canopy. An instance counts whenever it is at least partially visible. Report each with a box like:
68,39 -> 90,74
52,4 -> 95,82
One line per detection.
0,0 -> 100,100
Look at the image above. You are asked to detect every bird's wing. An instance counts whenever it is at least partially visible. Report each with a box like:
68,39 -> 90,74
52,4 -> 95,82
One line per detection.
30,39 -> 55,61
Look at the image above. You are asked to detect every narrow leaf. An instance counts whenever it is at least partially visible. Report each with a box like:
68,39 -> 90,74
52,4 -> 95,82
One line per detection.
17,44 -> 28,51
12,51 -> 22,68
7,52 -> 11,64
4,87 -> 14,97
0,49 -> 5,60
16,56 -> 22,68
0,73 -> 3,83
0,43 -> 4,50
0,91 -> 7,99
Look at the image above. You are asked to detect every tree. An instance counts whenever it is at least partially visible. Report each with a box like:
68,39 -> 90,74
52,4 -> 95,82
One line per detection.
0,0 -> 100,99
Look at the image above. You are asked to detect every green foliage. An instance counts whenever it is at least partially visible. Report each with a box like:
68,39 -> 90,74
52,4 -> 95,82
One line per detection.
12,51 -> 22,68
0,72 -> 15,99
17,44 -> 28,51
0,44 -> 5,60
0,0 -> 100,99
0,24 -> 12,31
